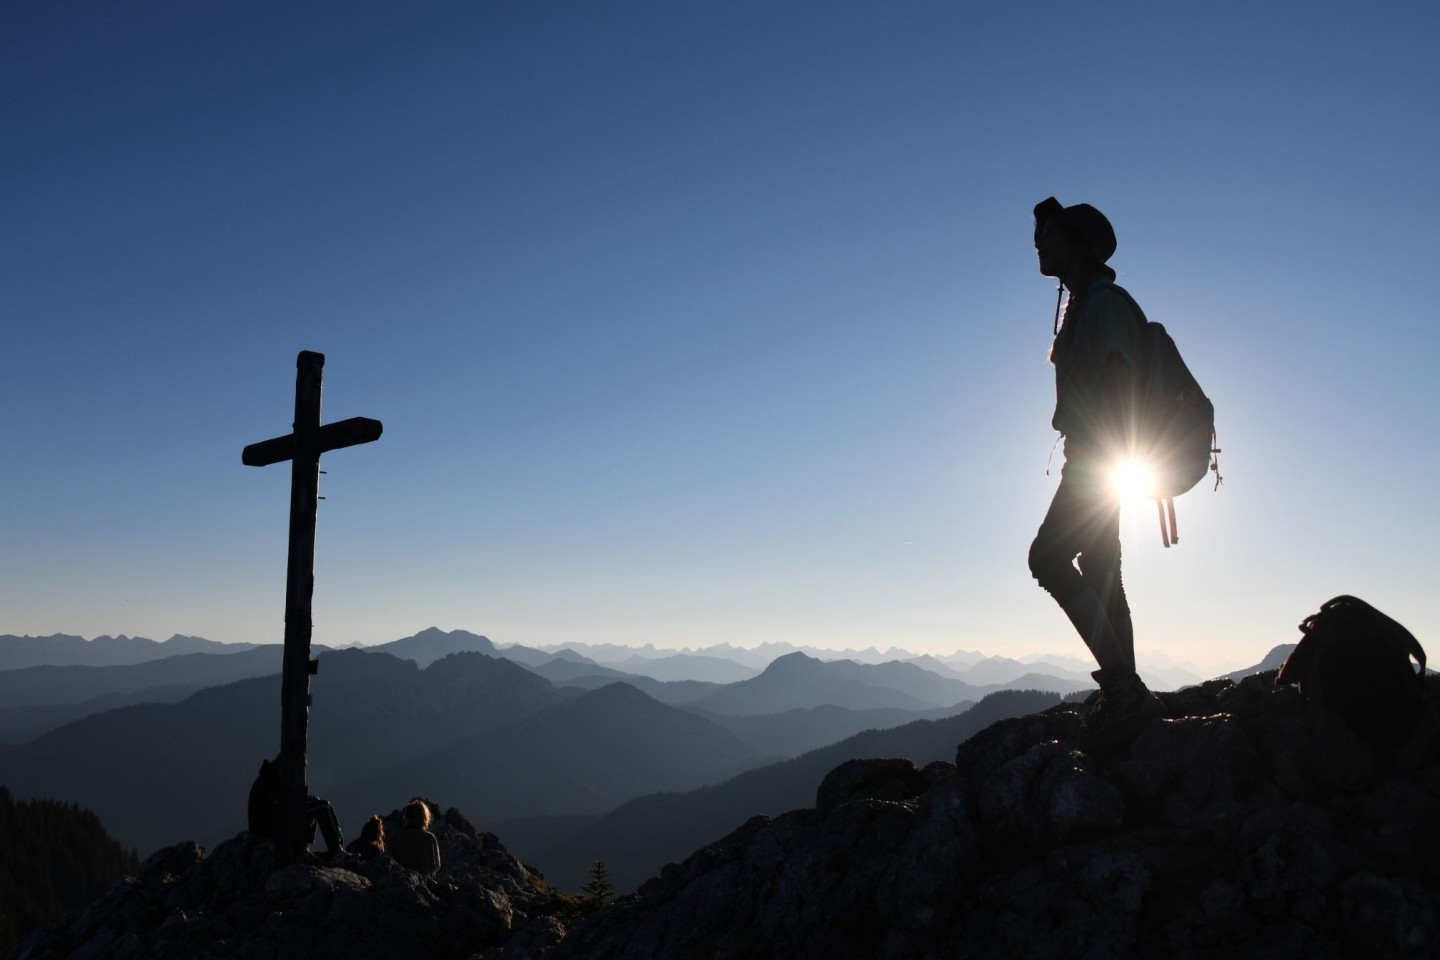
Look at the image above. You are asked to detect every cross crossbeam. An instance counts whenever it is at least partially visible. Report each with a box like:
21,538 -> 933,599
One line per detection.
242,416 -> 382,467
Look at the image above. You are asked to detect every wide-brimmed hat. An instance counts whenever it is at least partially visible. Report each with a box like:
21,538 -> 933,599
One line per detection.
1033,196 -> 1117,263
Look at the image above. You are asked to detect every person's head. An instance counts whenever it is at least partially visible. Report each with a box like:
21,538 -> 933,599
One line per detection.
359,815 -> 385,848
404,799 -> 432,831
1033,197 -> 1116,283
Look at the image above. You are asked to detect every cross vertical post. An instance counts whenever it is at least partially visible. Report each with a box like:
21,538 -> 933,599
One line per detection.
243,350 -> 382,865
279,351 -> 322,868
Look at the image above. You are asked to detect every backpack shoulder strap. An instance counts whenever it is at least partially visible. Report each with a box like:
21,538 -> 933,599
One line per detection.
1091,280 -> 1148,328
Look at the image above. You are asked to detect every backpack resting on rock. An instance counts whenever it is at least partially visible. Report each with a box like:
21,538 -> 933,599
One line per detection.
1276,595 -> 1427,751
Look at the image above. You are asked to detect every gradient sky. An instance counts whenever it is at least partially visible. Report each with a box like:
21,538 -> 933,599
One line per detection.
3,1 -> 1436,673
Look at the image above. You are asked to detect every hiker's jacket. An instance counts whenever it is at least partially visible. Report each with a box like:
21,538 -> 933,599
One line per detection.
1050,277 -> 1144,456
391,826 -> 441,875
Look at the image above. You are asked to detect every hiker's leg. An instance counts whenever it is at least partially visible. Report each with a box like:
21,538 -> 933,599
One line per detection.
1077,512 -> 1132,671
1055,590 -> 1127,672
1029,459 -> 1126,671
307,796 -> 345,853
1077,518 -> 1165,741
1110,610 -> 1135,672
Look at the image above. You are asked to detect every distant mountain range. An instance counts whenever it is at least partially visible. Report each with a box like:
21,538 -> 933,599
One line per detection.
521,639 -> 947,673
2,626 -> 1215,690
0,687 -> 202,746
327,681 -> 771,823
0,650 -> 570,854
500,638 -> 1209,691
0,633 -> 262,670
367,630 -> 764,685
0,626 -> 1233,750
363,626 -> 501,667
608,651 -> 760,684
711,651 -> 1104,713
0,649 -> 806,858
524,663 -> 721,707
0,646 -> 285,709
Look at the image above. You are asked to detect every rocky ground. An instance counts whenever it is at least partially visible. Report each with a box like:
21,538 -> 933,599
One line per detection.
12,672 -> 1440,960
533,672 -> 1440,960
8,807 -> 570,960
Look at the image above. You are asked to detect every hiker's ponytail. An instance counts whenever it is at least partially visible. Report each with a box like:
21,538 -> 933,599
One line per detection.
1049,288 -> 1085,365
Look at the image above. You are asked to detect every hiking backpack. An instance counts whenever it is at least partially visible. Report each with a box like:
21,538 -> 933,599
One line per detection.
1109,285 -> 1222,547
1276,595 -> 1428,750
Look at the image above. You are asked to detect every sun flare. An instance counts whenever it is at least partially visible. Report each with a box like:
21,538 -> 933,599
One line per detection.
1111,458 -> 1156,505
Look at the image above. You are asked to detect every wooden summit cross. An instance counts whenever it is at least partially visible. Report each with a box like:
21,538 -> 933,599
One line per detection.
243,350 -> 382,865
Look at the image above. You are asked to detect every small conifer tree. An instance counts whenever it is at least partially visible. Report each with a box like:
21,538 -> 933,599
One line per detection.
581,859 -> 614,908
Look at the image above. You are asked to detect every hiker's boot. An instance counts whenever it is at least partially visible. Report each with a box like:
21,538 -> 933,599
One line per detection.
1082,666 -> 1165,753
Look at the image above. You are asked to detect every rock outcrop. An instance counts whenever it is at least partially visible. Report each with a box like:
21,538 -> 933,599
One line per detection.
10,807 -> 566,960
15,673 -> 1440,959
536,673 -> 1440,959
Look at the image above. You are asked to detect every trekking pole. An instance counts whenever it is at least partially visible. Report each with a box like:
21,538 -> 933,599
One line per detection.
1156,498 -> 1172,548
1166,497 -> 1179,545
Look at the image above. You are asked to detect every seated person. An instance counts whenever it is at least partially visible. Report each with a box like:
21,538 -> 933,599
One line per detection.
388,799 -> 441,876
247,757 -> 281,837
246,756 -> 345,854
347,815 -> 386,860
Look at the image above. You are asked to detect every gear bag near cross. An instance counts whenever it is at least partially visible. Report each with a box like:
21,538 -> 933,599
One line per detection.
1108,284 -> 1222,547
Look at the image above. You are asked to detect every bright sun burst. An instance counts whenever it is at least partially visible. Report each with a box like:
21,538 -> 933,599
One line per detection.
1111,458 -> 1156,505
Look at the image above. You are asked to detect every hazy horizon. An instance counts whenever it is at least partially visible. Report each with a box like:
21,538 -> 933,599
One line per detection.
1,625 -> 1257,675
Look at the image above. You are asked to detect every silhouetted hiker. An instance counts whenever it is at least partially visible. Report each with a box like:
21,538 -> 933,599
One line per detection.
1028,197 -> 1165,743
389,798 -> 441,876
346,814 -> 386,860
245,756 -> 346,855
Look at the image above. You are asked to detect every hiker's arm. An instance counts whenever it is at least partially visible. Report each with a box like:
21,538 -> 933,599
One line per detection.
1097,351 -> 1137,461
1075,291 -> 1139,458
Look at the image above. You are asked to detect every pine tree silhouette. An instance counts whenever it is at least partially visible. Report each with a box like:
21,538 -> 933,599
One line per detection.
582,859 -> 614,908
0,786 -> 141,952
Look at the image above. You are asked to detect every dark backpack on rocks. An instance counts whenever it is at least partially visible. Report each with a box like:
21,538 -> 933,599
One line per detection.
1276,595 -> 1427,750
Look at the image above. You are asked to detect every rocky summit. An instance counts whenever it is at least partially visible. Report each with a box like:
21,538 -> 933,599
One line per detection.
534,672 -> 1440,960
13,672 -> 1440,960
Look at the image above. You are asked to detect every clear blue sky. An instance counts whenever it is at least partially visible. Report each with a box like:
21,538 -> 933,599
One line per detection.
3,1 -> 1436,673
